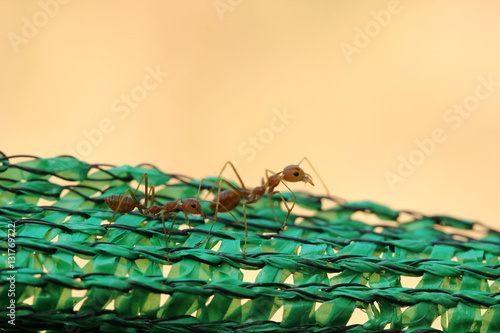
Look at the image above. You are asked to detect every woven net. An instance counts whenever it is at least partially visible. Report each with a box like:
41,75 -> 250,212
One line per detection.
0,153 -> 499,333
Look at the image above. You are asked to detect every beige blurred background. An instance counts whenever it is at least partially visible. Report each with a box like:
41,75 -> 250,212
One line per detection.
1,0 -> 499,230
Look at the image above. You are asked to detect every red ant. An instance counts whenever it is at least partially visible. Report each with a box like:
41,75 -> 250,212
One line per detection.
103,173 -> 207,255
104,173 -> 237,259
199,158 -> 324,257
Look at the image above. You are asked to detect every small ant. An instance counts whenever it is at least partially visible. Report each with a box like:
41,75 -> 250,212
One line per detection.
200,158 -> 322,257
104,173 -> 237,260
103,173 -> 207,257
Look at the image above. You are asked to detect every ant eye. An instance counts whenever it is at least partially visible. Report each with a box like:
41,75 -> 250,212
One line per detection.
191,203 -> 197,208
293,171 -> 299,177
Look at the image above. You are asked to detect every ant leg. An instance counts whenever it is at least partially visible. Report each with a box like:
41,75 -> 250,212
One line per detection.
102,174 -> 150,241
281,194 -> 295,229
142,173 -> 149,208
124,189 -> 147,215
144,183 -> 167,248
197,177 -> 219,201
262,170 -> 295,228
112,172 -> 149,217
163,212 -> 176,264
238,191 -> 267,258
204,161 -> 248,198
164,201 -> 183,246
297,157 -> 330,197
202,178 -> 248,218
240,202 -> 253,258
263,169 -> 281,224
164,212 -> 177,246
220,161 -> 247,190
160,212 -> 168,246
269,194 -> 295,230
265,169 -> 276,178
194,209 -> 213,247
198,177 -> 248,255
195,178 -> 223,246
195,183 -> 239,247
148,183 -> 156,209
135,173 -> 151,214
272,180 -> 296,230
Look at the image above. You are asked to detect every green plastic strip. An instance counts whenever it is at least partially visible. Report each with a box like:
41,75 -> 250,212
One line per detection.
0,153 -> 498,332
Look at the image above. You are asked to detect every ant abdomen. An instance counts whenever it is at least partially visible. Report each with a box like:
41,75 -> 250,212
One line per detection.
105,195 -> 137,213
209,190 -> 240,212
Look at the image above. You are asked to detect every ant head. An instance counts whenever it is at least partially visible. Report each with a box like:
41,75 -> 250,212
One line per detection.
282,165 -> 314,185
182,198 -> 205,216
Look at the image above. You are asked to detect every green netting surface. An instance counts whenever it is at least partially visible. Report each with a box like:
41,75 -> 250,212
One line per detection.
0,153 -> 499,333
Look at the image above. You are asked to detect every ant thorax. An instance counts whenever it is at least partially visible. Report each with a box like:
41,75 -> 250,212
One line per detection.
249,186 -> 266,201
147,205 -> 164,216
267,174 -> 281,192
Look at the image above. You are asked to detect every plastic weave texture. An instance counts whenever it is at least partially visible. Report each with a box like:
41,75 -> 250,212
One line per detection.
0,153 -> 499,333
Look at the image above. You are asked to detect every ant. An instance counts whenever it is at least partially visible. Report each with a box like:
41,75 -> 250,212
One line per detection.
199,158 -> 323,256
104,173 -> 237,259
103,173 -> 206,254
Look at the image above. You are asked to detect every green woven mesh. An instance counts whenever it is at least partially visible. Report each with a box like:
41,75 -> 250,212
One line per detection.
0,153 -> 499,333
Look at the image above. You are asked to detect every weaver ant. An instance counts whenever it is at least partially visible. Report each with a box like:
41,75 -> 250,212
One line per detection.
199,158 -> 323,256
103,174 -> 205,250
104,173 -> 236,258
